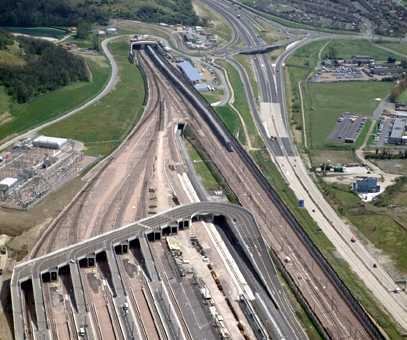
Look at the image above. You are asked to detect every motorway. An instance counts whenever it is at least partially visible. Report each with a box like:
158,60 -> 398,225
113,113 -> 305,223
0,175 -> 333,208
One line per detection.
16,41 -> 307,340
147,41 -> 381,338
9,8 -> 405,338
201,0 -> 407,333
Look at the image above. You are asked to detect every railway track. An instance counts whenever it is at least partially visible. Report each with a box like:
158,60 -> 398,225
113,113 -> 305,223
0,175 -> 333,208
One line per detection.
31,51 -> 163,256
144,45 -> 384,339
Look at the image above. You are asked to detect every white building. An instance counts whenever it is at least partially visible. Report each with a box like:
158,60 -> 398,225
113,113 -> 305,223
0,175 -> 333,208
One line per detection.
32,136 -> 68,150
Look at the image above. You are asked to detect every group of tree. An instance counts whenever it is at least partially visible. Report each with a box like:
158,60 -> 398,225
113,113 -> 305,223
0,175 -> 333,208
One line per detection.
367,148 -> 407,160
133,0 -> 200,26
0,36 -> 89,103
389,73 -> 407,102
0,0 -> 108,27
0,0 -> 200,28
0,30 -> 12,49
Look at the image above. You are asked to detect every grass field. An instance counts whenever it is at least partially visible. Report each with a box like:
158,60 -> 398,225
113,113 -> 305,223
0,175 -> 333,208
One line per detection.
285,40 -> 328,134
286,39 -> 393,164
304,81 -> 391,149
376,42 -> 407,56
325,39 -> 394,60
42,39 -> 145,156
215,105 -> 246,145
0,57 -> 110,143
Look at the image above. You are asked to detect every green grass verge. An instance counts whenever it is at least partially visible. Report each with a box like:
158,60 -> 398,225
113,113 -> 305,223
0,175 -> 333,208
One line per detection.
285,40 -> 328,134
202,90 -> 224,104
215,105 -> 246,145
375,42 -> 407,56
219,60 -> 262,147
42,39 -> 145,156
0,58 -> 110,143
184,126 -> 239,203
235,55 -> 259,100
192,0 -> 232,43
185,140 -> 222,191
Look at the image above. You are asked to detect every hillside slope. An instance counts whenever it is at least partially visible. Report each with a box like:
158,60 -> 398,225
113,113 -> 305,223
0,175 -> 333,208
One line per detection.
0,0 -> 199,27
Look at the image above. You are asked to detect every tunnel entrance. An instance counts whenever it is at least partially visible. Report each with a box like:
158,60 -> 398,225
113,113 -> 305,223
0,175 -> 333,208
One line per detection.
95,252 -> 116,297
21,279 -> 38,330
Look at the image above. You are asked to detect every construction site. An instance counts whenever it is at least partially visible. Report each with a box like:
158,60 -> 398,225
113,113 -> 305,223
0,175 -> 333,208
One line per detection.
0,135 -> 85,209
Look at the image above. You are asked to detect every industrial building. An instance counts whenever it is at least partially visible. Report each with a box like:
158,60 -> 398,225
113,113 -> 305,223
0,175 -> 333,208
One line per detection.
177,60 -> 202,84
352,177 -> 380,193
0,135 -> 84,209
388,118 -> 407,144
32,135 -> 68,149
351,55 -> 375,65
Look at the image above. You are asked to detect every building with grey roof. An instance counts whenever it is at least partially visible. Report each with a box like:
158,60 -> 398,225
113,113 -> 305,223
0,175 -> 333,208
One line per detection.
177,60 -> 202,84
389,118 -> 407,144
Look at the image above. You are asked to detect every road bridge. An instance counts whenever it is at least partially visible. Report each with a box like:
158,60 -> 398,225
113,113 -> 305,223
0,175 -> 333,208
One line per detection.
12,202 -> 292,340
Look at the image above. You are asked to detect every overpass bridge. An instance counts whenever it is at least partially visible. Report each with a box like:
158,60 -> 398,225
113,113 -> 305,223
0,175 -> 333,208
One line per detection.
237,43 -> 286,55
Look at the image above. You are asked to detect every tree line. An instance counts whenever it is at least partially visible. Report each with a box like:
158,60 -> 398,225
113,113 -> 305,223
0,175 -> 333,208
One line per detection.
0,34 -> 89,103
0,0 -> 108,27
0,0 -> 200,28
390,74 -> 407,102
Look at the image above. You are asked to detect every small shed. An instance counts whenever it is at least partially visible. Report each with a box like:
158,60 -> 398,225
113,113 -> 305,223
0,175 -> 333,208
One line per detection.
106,27 -> 118,34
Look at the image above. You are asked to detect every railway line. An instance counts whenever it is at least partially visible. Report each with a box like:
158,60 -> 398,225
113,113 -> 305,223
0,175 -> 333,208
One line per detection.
31,51 -> 164,256
19,16 -> 389,339
142,38 -> 383,338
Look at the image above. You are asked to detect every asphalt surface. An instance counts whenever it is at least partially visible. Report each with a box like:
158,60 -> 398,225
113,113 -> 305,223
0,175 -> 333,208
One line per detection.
207,0 -> 407,332
11,202 -> 300,340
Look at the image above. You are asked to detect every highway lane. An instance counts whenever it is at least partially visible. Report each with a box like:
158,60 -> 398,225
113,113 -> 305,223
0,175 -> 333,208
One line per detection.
197,0 -> 399,337
274,39 -> 407,329
211,0 -> 407,332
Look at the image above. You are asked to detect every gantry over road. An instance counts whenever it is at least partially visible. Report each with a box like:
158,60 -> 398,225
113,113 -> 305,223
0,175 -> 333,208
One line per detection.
12,202 -> 301,340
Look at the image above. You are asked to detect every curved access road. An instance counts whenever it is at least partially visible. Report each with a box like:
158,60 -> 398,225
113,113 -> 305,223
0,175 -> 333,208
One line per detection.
0,35 -> 124,151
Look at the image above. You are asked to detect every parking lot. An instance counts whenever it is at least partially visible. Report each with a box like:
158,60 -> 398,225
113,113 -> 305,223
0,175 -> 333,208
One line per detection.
328,113 -> 367,144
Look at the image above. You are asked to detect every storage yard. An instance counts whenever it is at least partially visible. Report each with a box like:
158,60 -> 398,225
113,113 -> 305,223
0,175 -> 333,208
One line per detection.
0,135 -> 86,209
313,56 -> 405,83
